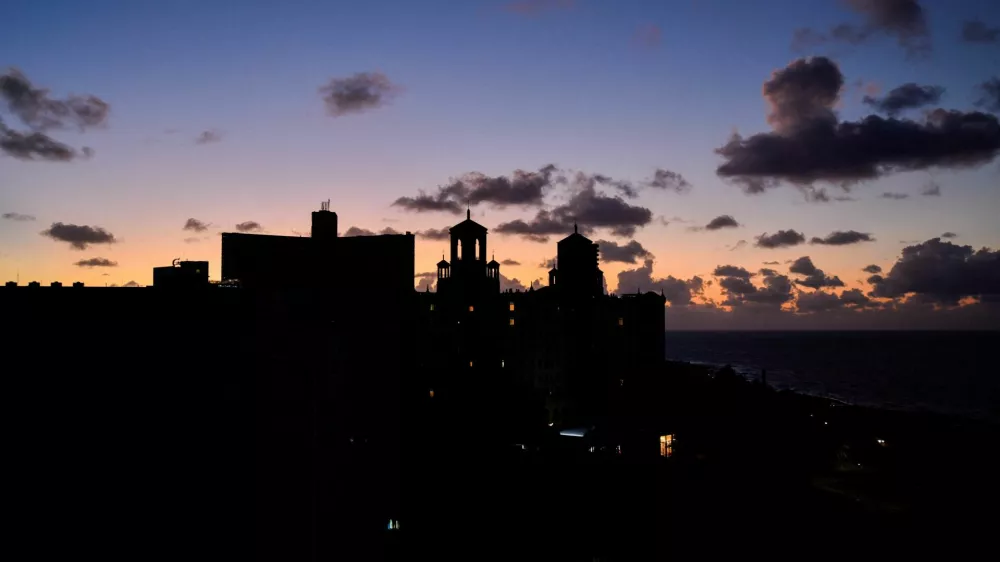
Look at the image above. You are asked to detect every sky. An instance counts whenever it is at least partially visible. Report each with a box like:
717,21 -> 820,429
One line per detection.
2,0 -> 999,329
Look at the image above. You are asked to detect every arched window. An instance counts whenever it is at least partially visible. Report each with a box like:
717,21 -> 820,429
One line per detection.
475,239 -> 480,261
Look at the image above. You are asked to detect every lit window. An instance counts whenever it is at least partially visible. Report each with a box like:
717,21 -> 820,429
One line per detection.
501,359 -> 505,368
430,304 -> 435,311
468,305 -> 474,312
659,434 -> 675,458
469,361 -> 474,368
509,318 -> 515,326
618,317 -> 624,326
429,389 -> 434,398
509,302 -> 515,311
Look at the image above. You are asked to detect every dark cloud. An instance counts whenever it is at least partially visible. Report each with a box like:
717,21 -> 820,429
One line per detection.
718,268 -> 794,308
759,268 -> 778,276
195,130 -> 221,144
763,261 -> 780,265
797,288 -> 873,313
183,237 -> 201,244
415,271 -> 436,292
0,119 -> 79,161
319,72 -> 400,117
0,68 -> 110,131
863,264 -> 883,274
2,212 -> 35,221
941,232 -> 957,239
755,230 -> 806,249
793,0 -> 930,57
500,259 -> 521,266
122,280 -> 141,288
183,218 -> 210,232
704,215 -> 739,231
500,274 -> 528,292
379,227 -> 400,235
962,20 -> 1000,44
862,83 -> 944,116
616,259 -> 704,305
790,256 -> 819,276
344,226 -> 376,237
881,192 -> 909,200
74,257 -> 118,268
502,0 -> 574,16
869,237 -> 1000,304
645,168 -> 691,193
41,223 -> 117,250
596,239 -> 653,264
235,221 -> 263,233
976,78 -> 1000,113
495,183 -> 653,242
393,165 -> 558,213
729,240 -> 748,251
712,265 -> 753,279
810,230 -> 875,245
716,58 -> 1000,192
921,182 -> 941,197
538,258 -> 557,270
417,227 -> 451,241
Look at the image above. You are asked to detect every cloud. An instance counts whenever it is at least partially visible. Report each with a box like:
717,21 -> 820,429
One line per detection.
502,0 -> 574,16
717,267 -> 794,308
729,240 -> 748,251
538,257 -> 557,270
122,280 -> 141,288
74,257 -> 118,268
868,237 -> 1000,304
941,232 -> 957,239
704,215 -> 739,230
500,274 -> 528,292
415,271 -> 436,292
393,164 -> 559,213
184,237 -> 201,244
863,264 -> 883,273
183,218 -> 210,232
796,270 -> 845,289
634,24 -> 662,48
319,72 -> 401,117
645,168 -> 691,193
195,130 -> 221,144
500,259 -> 521,266
2,212 -> 35,221
789,256 -> 819,276
344,226 -> 376,237
792,0 -> 931,58
235,221 -> 263,233
810,230 -> 875,245
380,227 -> 400,235
596,239 -> 653,264
716,58 -> 1000,192
495,183 -> 653,241
921,182 -> 941,197
755,230 -> 806,249
976,78 -> 1000,112
862,83 -> 944,116
763,261 -> 780,265
0,68 -> 110,131
962,20 -> 1000,44
417,227 -> 451,241
797,288 -> 873,313
617,259 -> 704,305
41,222 -> 117,250
881,192 -> 909,200
713,265 -> 754,279
759,268 -> 778,276
0,119 -> 80,161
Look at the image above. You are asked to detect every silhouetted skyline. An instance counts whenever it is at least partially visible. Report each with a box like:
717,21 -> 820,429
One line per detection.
2,0 -> 999,330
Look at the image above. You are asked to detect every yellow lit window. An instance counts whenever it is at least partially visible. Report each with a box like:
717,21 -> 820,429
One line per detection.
618,317 -> 624,326
430,304 -> 435,311
659,434 -> 674,458
509,302 -> 515,311
468,305 -> 474,312
509,318 -> 515,326
469,361 -> 474,368
429,389 -> 434,398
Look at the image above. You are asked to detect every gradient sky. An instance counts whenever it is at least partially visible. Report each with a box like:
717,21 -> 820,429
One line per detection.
2,0 -> 999,327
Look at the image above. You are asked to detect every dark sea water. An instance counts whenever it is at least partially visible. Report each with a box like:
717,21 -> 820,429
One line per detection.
665,331 -> 1000,422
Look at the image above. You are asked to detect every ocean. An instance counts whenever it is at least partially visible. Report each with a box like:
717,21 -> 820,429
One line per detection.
665,331 -> 1000,422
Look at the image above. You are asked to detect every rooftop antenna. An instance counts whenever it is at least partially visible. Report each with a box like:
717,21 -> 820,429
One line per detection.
466,201 -> 471,220
574,221 -> 578,234
320,199 -> 330,212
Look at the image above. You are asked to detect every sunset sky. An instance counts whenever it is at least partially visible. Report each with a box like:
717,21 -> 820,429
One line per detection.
2,0 -> 999,328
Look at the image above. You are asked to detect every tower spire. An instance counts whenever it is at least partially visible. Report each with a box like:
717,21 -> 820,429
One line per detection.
466,203 -> 470,220
574,222 -> 578,234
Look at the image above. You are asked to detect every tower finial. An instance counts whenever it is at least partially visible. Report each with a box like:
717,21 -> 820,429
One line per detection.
574,222 -> 578,234
466,203 -> 470,220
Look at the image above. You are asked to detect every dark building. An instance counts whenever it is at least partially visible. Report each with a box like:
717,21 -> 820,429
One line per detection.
153,259 -> 209,288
